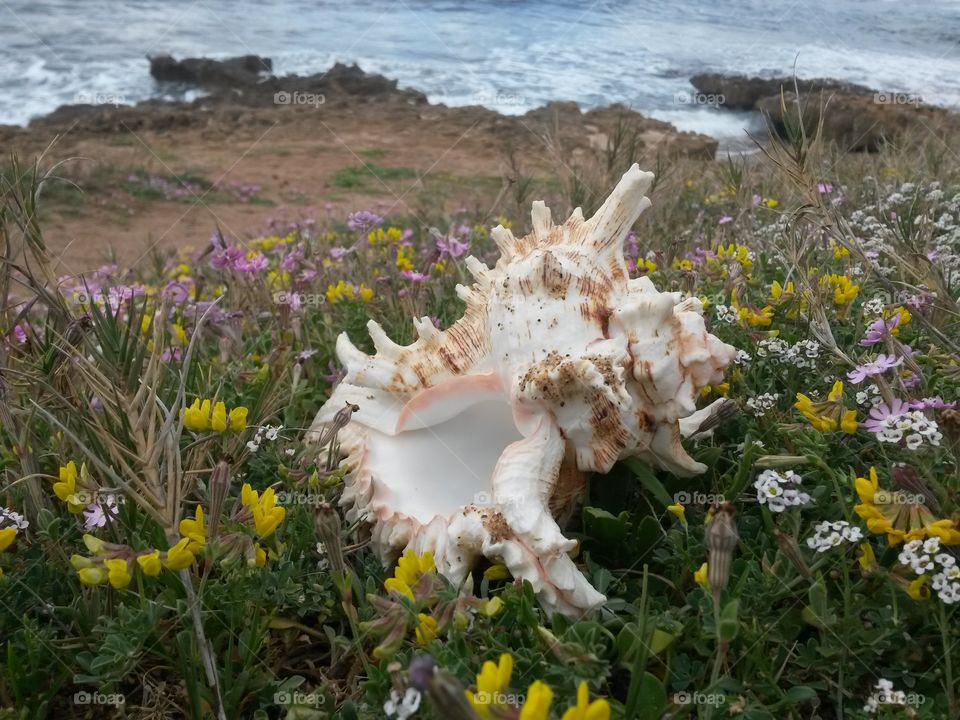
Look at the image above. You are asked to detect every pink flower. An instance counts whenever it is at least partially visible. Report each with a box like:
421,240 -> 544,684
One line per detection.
860,316 -> 900,346
436,234 -> 469,259
234,253 -> 268,273
862,398 -> 911,434
847,354 -> 903,383
401,270 -> 430,282
908,397 -> 956,410
817,182 -> 834,194
719,215 -> 734,225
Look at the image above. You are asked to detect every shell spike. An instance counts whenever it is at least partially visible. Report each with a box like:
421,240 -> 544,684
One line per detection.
412,316 -> 440,340
367,320 -> 401,356
335,331 -> 370,369
465,256 -> 491,283
491,224 -> 516,258
585,164 -> 654,253
531,200 -> 552,241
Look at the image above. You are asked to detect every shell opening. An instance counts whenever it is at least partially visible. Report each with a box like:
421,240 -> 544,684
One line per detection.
367,379 -> 522,523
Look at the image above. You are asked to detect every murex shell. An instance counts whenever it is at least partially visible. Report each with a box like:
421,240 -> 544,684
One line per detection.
307,164 -> 736,616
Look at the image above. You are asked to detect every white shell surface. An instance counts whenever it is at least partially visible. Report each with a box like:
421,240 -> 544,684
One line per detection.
308,164 -> 736,616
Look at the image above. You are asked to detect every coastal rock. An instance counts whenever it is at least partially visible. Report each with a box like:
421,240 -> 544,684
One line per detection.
691,72 -> 956,151
755,92 -> 954,152
690,73 -> 872,110
149,54 -> 272,87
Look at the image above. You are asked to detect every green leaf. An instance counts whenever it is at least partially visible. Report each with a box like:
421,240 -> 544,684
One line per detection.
635,672 -> 667,720
623,458 -> 673,507
719,599 -> 740,641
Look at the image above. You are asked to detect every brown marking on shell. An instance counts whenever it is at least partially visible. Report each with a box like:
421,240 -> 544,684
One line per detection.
481,510 -> 511,543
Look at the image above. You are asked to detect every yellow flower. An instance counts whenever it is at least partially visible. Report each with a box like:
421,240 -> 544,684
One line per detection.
326,280 -> 374,304
520,681 -> 554,720
484,563 -> 511,581
481,596 -> 505,617
78,566 -> 109,585
415,613 -> 439,644
385,549 -> 436,601
857,543 -> 877,574
853,467 -> 960,546
715,243 -> 754,271
396,246 -> 415,272
638,258 -> 657,274
179,506 -> 206,552
171,322 -> 187,346
821,274 -> 859,305
769,280 -> 795,303
210,402 -> 228,432
53,461 -> 87,513
0,527 -> 16,552
907,576 -> 930,601
250,487 -> 285,538
83,534 -> 107,554
840,409 -> 858,434
694,562 -> 709,589
253,543 -> 267,568
666,504 -> 686,524
764,198 -> 779,209
104,558 -> 132,589
228,406 -> 248,432
830,240 -> 850,259
183,399 -> 211,432
136,550 -> 162,576
562,682 -> 611,720
795,381 -> 855,433
164,537 -> 196,570
466,653 -> 514,719
673,258 -> 694,272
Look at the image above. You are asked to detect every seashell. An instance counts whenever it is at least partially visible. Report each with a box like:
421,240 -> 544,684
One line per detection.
307,164 -> 737,616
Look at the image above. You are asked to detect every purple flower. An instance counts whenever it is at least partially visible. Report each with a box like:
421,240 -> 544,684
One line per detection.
847,354 -> 904,383
162,347 -> 183,363
12,324 -> 28,344
234,253 -> 268,273
82,495 -> 119,531
752,194 -> 762,207
297,349 -> 317,363
817,182 -> 834,194
860,316 -> 900,346
909,397 -> 956,410
862,398 -> 911,434
329,246 -> 350,259
162,281 -> 190,304
346,210 -> 384,232
210,246 -> 245,269
624,231 -> 639,259
436,234 -> 469,259
402,270 -> 430,282
718,214 -> 734,225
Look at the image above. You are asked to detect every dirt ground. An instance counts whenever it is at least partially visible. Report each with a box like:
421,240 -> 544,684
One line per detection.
2,94 -> 718,277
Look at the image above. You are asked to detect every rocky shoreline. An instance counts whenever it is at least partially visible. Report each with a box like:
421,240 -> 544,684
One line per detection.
0,56 -> 718,161
4,55 -> 953,157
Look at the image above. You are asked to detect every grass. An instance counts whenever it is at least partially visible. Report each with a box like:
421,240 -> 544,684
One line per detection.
329,164 -> 418,189
0,111 -> 959,719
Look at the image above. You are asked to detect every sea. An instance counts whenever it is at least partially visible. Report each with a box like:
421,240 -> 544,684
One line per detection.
2,0 -> 959,146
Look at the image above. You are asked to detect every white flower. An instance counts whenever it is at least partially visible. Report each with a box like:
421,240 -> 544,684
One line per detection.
754,470 -> 811,512
384,688 -> 422,719
806,521 -> 862,552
